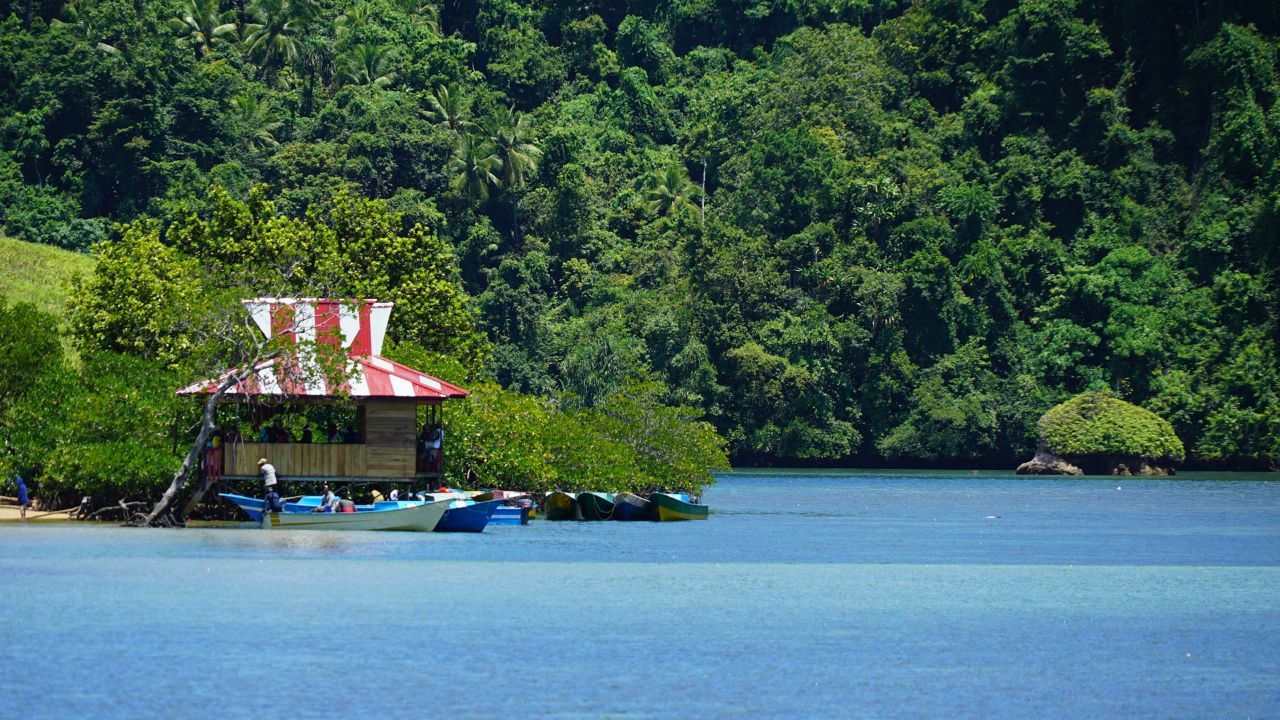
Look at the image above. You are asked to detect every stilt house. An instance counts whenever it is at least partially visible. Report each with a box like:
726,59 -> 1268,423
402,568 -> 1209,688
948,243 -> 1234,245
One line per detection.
178,298 -> 468,485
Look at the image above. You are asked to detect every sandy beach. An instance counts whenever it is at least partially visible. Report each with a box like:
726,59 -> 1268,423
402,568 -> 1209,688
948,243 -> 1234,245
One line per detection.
0,504 -> 73,522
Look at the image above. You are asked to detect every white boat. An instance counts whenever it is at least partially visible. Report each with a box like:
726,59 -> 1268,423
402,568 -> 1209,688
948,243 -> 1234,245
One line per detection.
220,493 -> 449,532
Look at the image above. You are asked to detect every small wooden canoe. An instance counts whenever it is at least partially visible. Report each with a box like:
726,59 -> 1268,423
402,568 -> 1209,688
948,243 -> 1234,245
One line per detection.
543,491 -> 579,520
651,492 -> 709,521
614,492 -> 654,521
577,492 -> 617,520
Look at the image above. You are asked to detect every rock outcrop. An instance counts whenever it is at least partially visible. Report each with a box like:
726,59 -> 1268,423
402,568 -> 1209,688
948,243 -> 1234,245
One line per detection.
1015,448 -> 1083,476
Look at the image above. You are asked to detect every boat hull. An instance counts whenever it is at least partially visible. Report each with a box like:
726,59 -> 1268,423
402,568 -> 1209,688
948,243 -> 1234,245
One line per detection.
651,493 -> 709,521
543,491 -> 579,520
436,499 -> 500,532
577,492 -> 617,521
613,492 -> 654,521
220,493 -> 449,531
221,493 -> 266,521
490,505 -> 532,525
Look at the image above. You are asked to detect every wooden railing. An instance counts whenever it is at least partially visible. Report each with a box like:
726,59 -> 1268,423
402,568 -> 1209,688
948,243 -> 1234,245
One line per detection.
225,442 -> 367,479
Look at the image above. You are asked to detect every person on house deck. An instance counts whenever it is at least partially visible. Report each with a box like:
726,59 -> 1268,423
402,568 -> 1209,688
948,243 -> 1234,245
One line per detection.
424,427 -> 443,470
204,429 -> 223,484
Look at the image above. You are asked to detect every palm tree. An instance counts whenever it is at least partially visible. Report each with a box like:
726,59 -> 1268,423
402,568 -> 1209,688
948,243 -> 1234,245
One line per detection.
332,2 -> 374,37
52,4 -> 124,57
169,0 -> 236,59
637,163 -> 701,217
394,0 -> 439,32
448,134 -> 500,202
423,85 -> 471,134
229,92 -> 283,150
339,43 -> 396,87
243,0 -> 313,76
482,105 -> 542,189
296,36 -> 335,114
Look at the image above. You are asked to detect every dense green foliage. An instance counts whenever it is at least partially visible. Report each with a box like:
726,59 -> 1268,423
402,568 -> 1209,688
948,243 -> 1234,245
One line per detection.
385,342 -> 728,492
2,0 -> 1278,470
0,300 -> 190,501
1038,390 -> 1184,462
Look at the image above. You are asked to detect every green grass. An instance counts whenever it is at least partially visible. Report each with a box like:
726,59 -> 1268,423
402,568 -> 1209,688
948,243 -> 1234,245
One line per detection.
0,234 -> 95,357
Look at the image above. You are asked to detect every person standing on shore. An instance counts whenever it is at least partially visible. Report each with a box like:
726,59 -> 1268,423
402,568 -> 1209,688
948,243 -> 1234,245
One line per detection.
15,475 -> 29,521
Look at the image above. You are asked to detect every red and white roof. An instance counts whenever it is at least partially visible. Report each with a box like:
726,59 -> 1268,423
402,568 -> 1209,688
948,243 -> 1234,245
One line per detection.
177,298 -> 468,401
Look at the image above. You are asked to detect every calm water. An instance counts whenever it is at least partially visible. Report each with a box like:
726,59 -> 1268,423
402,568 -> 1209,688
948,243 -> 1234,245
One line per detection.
2,470 -> 1278,718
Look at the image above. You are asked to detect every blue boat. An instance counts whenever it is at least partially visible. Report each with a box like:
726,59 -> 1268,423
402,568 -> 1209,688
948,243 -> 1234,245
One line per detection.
490,505 -> 531,525
435,499 -> 501,533
614,492 -> 654,521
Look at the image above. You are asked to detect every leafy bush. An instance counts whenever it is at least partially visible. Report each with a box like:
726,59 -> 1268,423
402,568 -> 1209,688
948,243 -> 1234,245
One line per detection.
1038,391 -> 1184,462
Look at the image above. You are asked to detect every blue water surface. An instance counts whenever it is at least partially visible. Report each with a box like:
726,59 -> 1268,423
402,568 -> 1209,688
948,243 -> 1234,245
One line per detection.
1,470 -> 1277,718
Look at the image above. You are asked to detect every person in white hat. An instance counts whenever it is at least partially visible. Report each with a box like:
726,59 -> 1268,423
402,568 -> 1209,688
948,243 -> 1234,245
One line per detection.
257,458 -> 277,493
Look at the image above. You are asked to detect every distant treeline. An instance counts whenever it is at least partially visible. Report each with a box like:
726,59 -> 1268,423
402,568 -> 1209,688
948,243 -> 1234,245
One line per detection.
1,0 -> 1277,468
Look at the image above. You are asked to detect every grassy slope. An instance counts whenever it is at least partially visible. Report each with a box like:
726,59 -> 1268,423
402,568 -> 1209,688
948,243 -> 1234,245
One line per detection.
0,234 -> 95,356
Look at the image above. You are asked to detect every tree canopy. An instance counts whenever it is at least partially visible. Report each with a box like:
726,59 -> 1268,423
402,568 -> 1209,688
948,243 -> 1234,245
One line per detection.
1038,390 -> 1185,463
2,0 -> 1278,473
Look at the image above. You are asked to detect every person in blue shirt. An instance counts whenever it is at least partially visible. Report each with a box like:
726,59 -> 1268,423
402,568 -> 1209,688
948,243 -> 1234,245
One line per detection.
263,487 -> 284,513
15,475 -> 29,521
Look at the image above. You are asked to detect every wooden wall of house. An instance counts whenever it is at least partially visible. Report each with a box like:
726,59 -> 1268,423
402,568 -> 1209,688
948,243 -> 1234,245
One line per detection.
226,442 -> 367,478
221,401 -> 426,480
364,401 -> 418,478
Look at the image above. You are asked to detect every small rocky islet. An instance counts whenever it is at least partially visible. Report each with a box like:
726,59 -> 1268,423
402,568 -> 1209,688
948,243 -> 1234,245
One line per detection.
1016,391 -> 1184,477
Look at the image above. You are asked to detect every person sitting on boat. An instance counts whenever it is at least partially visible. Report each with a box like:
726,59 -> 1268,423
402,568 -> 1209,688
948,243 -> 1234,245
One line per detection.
337,499 -> 356,513
264,487 -> 284,513
312,485 -> 338,513
389,488 -> 399,501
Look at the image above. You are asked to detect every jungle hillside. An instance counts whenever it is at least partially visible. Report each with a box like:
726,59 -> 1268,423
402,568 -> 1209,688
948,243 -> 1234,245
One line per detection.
2,0 -> 1278,471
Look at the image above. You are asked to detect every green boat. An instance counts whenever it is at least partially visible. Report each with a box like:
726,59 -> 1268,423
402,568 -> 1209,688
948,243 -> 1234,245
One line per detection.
543,491 -> 579,520
577,492 -> 617,520
651,492 -> 709,521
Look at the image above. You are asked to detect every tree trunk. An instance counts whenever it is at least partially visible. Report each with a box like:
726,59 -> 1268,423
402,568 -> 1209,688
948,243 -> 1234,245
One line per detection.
700,159 -> 707,225
180,475 -> 215,520
138,365 -> 256,527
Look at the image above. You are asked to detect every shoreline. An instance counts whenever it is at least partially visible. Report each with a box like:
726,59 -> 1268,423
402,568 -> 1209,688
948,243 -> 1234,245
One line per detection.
0,505 -> 74,522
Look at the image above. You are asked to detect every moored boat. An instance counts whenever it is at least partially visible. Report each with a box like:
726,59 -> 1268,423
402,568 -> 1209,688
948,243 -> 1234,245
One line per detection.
543,491 -> 579,520
219,493 -> 450,532
489,505 -> 529,525
651,492 -> 709,522
576,492 -> 617,520
435,499 -> 501,532
613,492 -> 654,521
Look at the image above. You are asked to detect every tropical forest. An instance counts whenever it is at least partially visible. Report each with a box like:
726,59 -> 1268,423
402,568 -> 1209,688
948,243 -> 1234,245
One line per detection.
2,0 -> 1279,508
